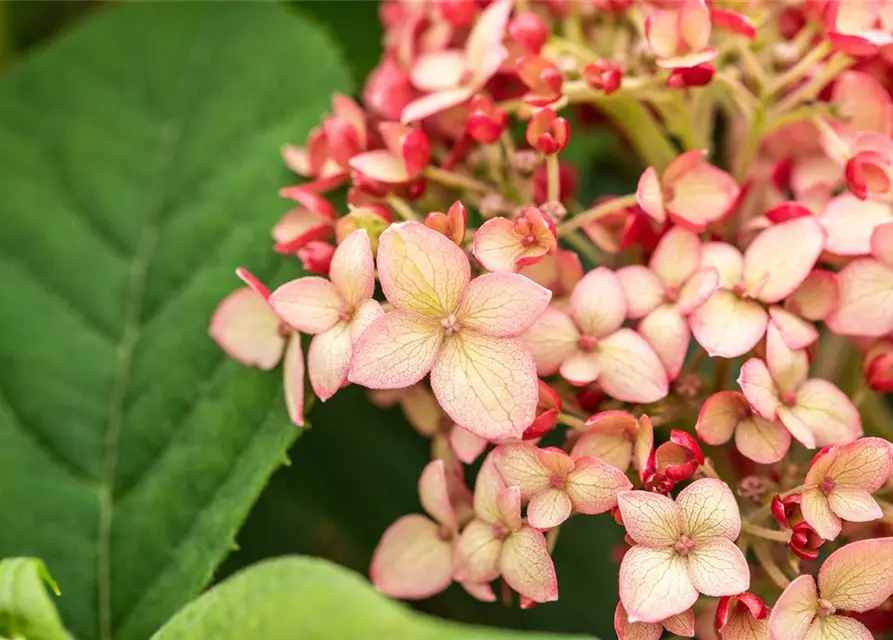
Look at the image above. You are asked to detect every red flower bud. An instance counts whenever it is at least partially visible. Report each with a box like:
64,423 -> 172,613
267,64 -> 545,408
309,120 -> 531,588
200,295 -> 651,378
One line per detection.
517,56 -> 563,106
425,200 -> 467,245
710,7 -> 757,39
526,108 -> 570,155
765,201 -> 812,224
666,63 -> 716,89
297,241 -> 335,274
865,340 -> 893,392
436,0 -> 478,27
466,95 -> 508,144
522,380 -> 562,440
509,12 -> 549,54
581,61 -> 622,94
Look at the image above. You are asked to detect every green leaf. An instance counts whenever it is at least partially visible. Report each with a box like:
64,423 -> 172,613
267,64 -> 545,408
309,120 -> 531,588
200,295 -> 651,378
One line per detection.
0,4 -> 349,640
0,558 -> 69,640
154,556 -> 595,640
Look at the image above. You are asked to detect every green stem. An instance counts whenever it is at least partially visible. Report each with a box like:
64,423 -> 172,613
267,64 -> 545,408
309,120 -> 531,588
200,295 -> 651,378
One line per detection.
558,412 -> 588,431
385,195 -> 421,221
556,194 -> 637,236
424,166 -> 491,193
752,539 -> 791,590
546,154 -> 560,203
591,96 -> 678,172
743,522 -> 792,543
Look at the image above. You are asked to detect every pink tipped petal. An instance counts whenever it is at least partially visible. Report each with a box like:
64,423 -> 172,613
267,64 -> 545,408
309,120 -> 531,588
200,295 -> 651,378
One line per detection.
492,443 -> 552,498
377,222 -> 471,318
806,617 -> 873,640
677,478 -> 741,542
501,527 -> 559,603
497,485 -> 523,532
597,328 -> 669,403
696,391 -> 747,445
283,336 -> 305,427
646,9 -> 681,60
766,324 -> 809,393
827,486 -> 882,523
829,437 -> 893,490
735,416 -> 792,464
743,217 -> 825,303
873,223 -> 893,266
616,266 -> 665,319
461,580 -> 496,603
349,311 -> 444,389
474,454 -> 507,523
571,267 -> 627,338
700,242 -> 744,289
455,519 -> 502,583
209,289 -> 285,370
787,270 -> 840,322
411,49 -> 467,91
827,258 -> 893,337
769,307 -> 819,350
818,538 -> 893,612
620,546 -> 699,624
401,88 -> 475,123
676,267 -> 720,315
269,277 -> 345,334
666,163 -> 739,230
768,575 -> 818,640
650,226 -> 702,288
639,304 -> 690,380
330,229 -> 375,308
465,0 -> 512,75
737,358 -> 780,420
349,299 -> 385,342
370,515 -> 454,599
636,166 -> 666,223
349,150 -> 409,184
431,332 -> 538,440
527,488 -> 573,530
456,273 -> 552,337
790,379 -> 863,447
614,602 -> 663,640
571,422 -> 634,472
565,456 -> 633,514
722,611 -> 768,640
308,323 -> 352,401
522,306 -> 579,375
449,426 -> 488,465
419,459 -> 457,531
686,538 -> 750,597
617,491 -> 683,548
473,217 -> 524,273
559,350 -> 601,386
680,0 -> 712,50
820,194 -> 892,256
777,407 -> 818,450
801,488 -> 842,540
663,609 -> 696,637
690,291 -> 768,358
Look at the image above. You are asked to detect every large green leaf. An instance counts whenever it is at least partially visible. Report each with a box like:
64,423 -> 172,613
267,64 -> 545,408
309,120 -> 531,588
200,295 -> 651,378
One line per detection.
0,4 -> 349,640
0,558 -> 68,640
156,556 -> 595,640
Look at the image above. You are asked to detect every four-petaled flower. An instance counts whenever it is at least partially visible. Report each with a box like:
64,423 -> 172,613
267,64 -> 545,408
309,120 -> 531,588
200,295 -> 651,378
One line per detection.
569,411 -> 654,480
617,478 -> 749,623
473,206 -> 558,273
350,221 -> 551,440
697,390 -> 791,464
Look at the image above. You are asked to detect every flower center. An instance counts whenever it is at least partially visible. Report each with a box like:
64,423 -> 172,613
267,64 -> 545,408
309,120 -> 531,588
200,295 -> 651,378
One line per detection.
782,390 -> 798,407
664,285 -> 680,302
817,598 -> 836,618
338,306 -> 354,323
674,534 -> 695,556
550,475 -> 566,490
441,314 -> 460,336
277,321 -> 292,337
436,524 -> 452,542
521,234 -> 537,247
491,522 -> 509,540
579,334 -> 598,352
819,475 -> 836,496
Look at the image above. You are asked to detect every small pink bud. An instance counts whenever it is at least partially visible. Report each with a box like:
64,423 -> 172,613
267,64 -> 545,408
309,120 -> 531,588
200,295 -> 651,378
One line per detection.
845,136 -> 893,201
297,241 -> 335,274
509,12 -> 550,54
436,0 -> 478,27
526,108 -> 570,155
425,201 -> 468,246
789,522 -> 823,560
670,430 -> 704,464
581,61 -> 622,94
517,56 -> 563,107
864,340 -> 893,392
466,95 -> 508,144
522,380 -> 562,440
665,63 -> 715,88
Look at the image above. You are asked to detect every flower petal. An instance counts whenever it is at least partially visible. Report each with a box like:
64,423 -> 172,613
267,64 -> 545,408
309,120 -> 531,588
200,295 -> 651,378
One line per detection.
559,350 -> 601,386
820,193 -> 892,256
743,217 -> 826,303
370,514 -> 454,599
700,242 -> 744,289
677,478 -> 741,542
597,328 -> 670,403
805,617 -> 872,640
269,277 -> 345,334
473,217 -> 525,273
666,162 -> 739,230
430,332 -> 538,440
676,267 -> 719,315
766,322 -> 809,393
828,486 -> 882,523
696,391 -> 747,446
449,426 -> 488,465
828,437 -> 893,490
614,602 -> 663,640
571,267 -> 627,339
497,485 -> 523,531
873,222 -> 893,266
349,299 -> 384,342
636,166 -> 666,223
639,304 -> 690,380
329,229 -> 375,309
500,526 -> 559,603
401,88 -> 475,124
690,291 -> 768,358
473,453 -> 506,523
827,257 -> 893,337
801,488 -> 842,541
419,459 -> 457,531
722,611 -> 769,640
737,358 -> 780,421
349,150 -> 409,183
617,490 -> 683,548
209,288 -> 285,370
308,322 -> 352,401
527,488 -> 572,530
818,537 -> 893,612
686,538 -> 749,597
410,49 -> 467,92
768,575 -> 818,640
789,379 -> 863,447
650,226 -> 701,288
571,411 -> 636,471
377,221 -> 471,317
663,609 -> 696,637
464,0 -> 512,76
565,456 -> 633,514
522,306 -> 579,376
786,270 -> 840,322
456,272 -> 552,337
619,546 -> 698,624
616,266 -> 665,319
283,335 -> 305,427
455,519 -> 502,584
769,306 -> 819,350
349,311 -> 443,389
735,415 -> 792,464
492,442 -> 551,498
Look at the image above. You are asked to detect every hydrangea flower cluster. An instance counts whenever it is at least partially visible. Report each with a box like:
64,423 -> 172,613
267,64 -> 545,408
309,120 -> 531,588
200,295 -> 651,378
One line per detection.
210,1 -> 893,638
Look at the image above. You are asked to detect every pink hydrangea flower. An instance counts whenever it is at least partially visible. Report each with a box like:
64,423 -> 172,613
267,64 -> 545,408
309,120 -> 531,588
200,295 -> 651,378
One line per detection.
371,459 -> 472,599
401,0 -> 512,123
825,0 -> 893,56
616,226 -> 719,379
209,269 -> 305,426
522,267 -> 669,402
455,454 -> 558,603
738,323 -> 862,449
269,230 -> 383,401
828,223 -> 893,337
844,133 -> 893,203
636,150 -> 739,231
769,538 -> 893,640
569,411 -> 654,480
617,479 -> 749,623
644,0 -> 718,70
492,441 -> 632,530
696,390 -> 791,464
473,206 -> 558,273
614,602 -> 695,640
271,188 -> 337,254
800,437 -> 893,540
350,221 -> 551,440
690,216 -> 826,357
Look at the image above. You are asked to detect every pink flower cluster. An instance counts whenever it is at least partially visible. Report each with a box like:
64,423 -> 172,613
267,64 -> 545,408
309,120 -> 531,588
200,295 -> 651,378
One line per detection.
210,1 -> 893,638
